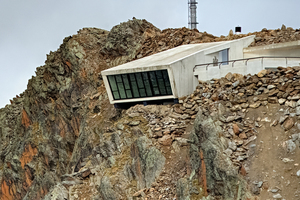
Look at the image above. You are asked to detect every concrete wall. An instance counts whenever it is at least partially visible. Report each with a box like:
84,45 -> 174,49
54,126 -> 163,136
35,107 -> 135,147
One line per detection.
244,48 -> 300,58
243,41 -> 300,68
244,40 -> 300,58
193,35 -> 256,81
194,57 -> 300,81
194,39 -> 300,81
194,61 -> 264,81
170,52 -> 203,97
203,35 -> 255,64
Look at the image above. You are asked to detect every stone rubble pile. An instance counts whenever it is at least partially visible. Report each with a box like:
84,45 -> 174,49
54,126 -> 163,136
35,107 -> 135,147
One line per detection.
191,66 -> 300,166
135,24 -> 300,59
250,24 -> 300,47
125,104 -> 194,147
135,27 -> 250,59
127,66 -> 300,169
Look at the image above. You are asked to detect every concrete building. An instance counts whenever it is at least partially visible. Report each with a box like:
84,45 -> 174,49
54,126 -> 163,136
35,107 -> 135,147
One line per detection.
101,35 -> 300,105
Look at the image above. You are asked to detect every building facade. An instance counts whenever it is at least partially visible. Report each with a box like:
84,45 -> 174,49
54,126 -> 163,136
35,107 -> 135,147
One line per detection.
102,36 -> 300,105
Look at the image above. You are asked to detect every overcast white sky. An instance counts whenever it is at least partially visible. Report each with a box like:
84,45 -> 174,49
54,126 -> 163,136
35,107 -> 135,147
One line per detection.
0,0 -> 299,108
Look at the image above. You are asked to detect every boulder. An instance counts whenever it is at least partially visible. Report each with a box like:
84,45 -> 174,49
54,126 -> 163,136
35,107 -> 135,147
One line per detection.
283,117 -> 294,130
257,70 -> 268,78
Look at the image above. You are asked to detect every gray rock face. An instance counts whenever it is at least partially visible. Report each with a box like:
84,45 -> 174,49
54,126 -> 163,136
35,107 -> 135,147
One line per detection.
42,184 -> 69,200
176,178 -> 190,200
130,136 -> 166,189
192,110 -> 251,200
98,176 -> 117,200
286,139 -> 296,153
103,18 -> 160,57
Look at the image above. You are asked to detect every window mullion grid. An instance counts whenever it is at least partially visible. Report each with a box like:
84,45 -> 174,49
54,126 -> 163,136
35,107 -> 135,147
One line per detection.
109,70 -> 173,101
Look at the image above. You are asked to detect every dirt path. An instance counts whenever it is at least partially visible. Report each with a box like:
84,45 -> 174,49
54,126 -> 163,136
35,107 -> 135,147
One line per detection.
246,104 -> 300,199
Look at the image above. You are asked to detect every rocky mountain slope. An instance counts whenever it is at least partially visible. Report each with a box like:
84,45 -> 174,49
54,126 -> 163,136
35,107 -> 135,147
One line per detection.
0,18 -> 300,200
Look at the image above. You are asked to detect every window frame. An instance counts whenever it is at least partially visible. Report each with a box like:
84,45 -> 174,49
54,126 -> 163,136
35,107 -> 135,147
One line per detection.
107,70 -> 173,100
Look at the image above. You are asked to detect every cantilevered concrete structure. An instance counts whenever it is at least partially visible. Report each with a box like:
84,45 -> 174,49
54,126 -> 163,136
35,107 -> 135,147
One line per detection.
102,35 -> 300,105
101,36 -> 255,105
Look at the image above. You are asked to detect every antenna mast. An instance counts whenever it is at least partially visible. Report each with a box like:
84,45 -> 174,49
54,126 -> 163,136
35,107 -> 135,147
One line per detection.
188,0 -> 198,29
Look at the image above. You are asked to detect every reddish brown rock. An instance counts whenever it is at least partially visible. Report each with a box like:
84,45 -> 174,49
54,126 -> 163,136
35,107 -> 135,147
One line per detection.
21,109 -> 31,129
240,165 -> 247,176
211,93 -> 219,101
20,144 -> 38,169
268,97 -> 278,104
232,124 -> 240,135
239,132 -> 248,139
225,72 -> 233,81
257,70 -> 268,78
81,169 -> 91,178
173,106 -> 184,114
158,135 -> 173,146
0,180 -> 17,200
283,118 -> 294,131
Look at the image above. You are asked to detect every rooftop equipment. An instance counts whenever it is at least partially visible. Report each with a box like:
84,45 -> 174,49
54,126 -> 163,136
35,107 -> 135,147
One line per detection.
188,0 -> 198,29
235,26 -> 242,34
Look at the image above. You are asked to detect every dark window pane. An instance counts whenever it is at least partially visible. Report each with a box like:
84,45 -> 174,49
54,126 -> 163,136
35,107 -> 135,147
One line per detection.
108,76 -> 117,91
166,86 -> 172,95
117,83 -> 126,98
135,73 -> 144,88
115,75 -> 122,83
149,72 -> 158,87
126,90 -> 132,98
139,89 -> 146,97
156,71 -> 163,79
129,73 -> 136,81
158,79 -> 166,95
113,91 -> 120,100
153,87 -> 160,95
162,70 -> 171,87
142,72 -> 153,96
131,81 -> 140,98
122,74 -> 130,90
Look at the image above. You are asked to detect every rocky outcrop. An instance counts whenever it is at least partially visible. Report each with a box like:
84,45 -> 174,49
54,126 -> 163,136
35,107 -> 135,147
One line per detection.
1,18 -> 300,200
192,110 -> 251,199
130,136 -> 165,189
103,18 -> 160,58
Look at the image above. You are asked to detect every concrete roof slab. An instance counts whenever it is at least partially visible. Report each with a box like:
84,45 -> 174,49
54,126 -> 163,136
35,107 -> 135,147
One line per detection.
101,41 -> 226,75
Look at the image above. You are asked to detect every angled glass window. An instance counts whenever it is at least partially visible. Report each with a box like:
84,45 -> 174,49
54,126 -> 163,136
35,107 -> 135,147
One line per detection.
219,48 -> 229,65
107,70 -> 173,100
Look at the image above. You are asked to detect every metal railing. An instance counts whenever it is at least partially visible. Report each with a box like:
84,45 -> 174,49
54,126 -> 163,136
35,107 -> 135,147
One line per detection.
193,56 -> 300,72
